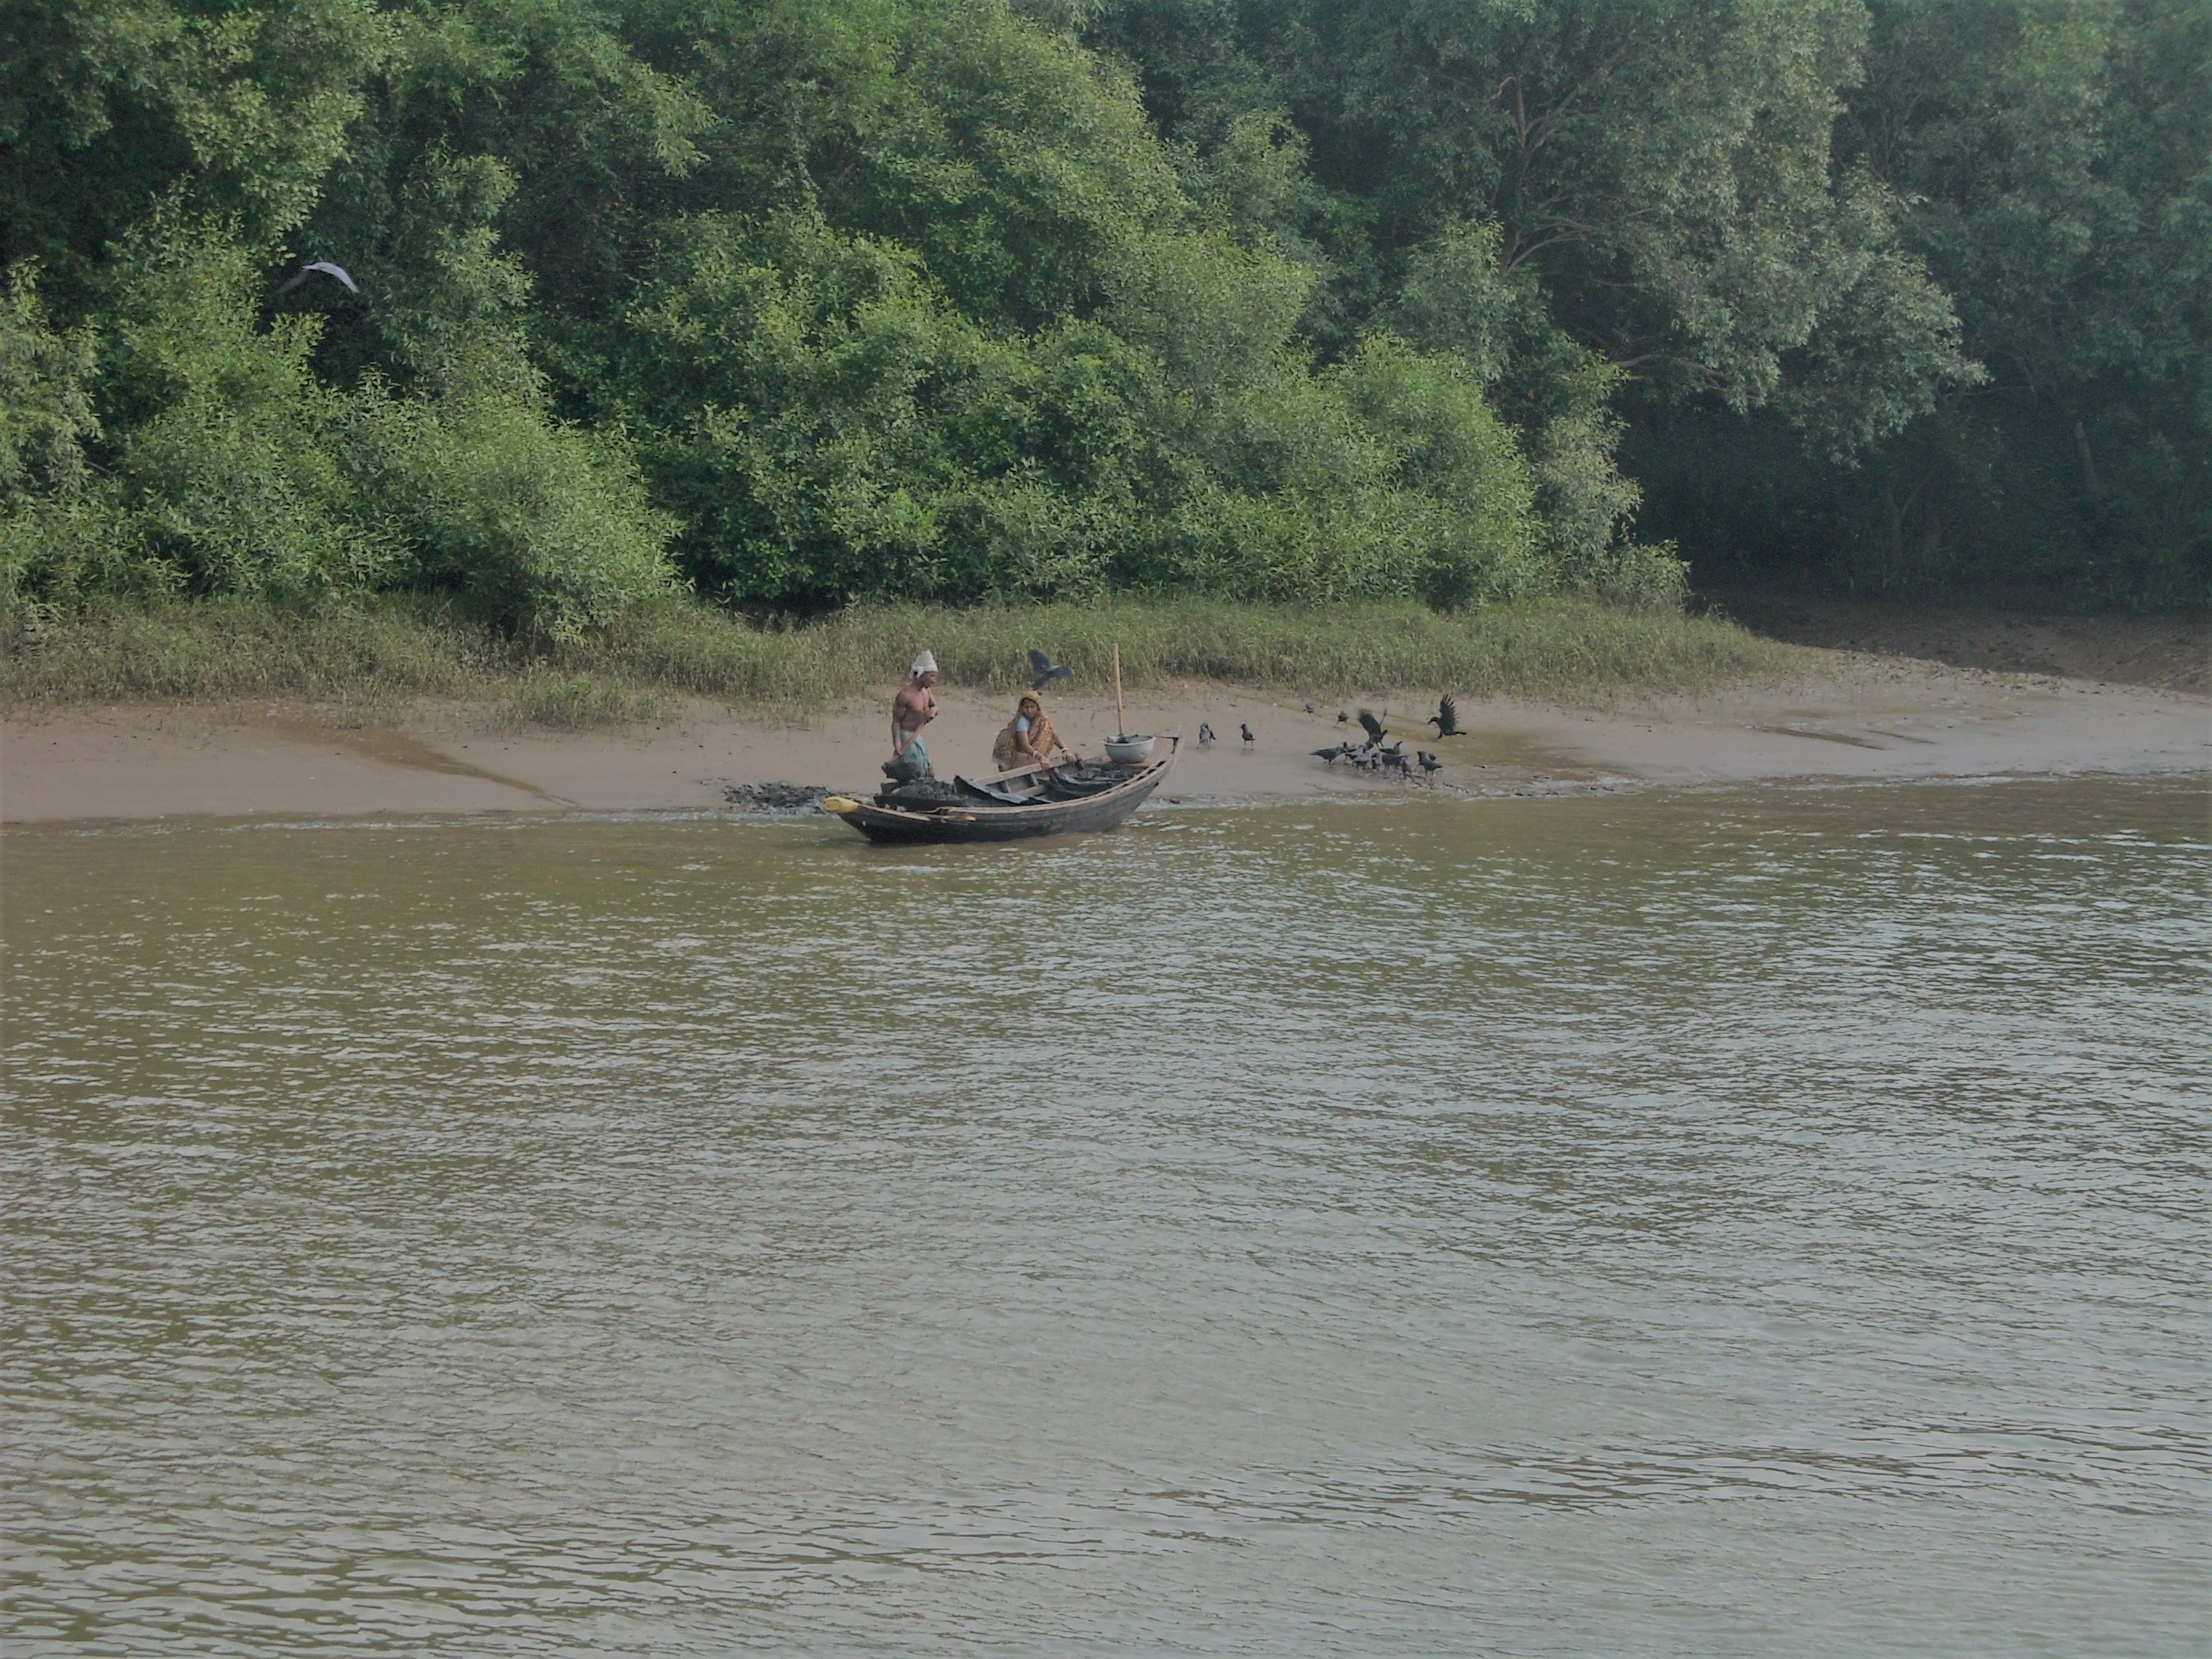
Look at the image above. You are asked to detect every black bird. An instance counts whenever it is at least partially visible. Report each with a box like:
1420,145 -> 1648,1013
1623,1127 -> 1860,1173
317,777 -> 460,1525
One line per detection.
1027,648 -> 1073,691
1313,744 -> 1345,766
1382,747 -> 1413,777
1427,693 -> 1463,737
1337,710 -> 1351,724
1240,722 -> 1256,747
1418,750 -> 1445,778
1357,708 -> 1387,743
276,259 -> 359,295
1197,721 -> 1215,747
1304,701 -> 1317,715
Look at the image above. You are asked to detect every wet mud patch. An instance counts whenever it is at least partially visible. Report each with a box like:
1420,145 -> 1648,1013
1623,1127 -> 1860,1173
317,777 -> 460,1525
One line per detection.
722,780 -> 830,813
259,716 -> 570,802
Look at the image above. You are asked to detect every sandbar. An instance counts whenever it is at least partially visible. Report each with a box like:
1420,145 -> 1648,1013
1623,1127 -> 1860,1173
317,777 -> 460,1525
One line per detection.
5,647 -> 2205,825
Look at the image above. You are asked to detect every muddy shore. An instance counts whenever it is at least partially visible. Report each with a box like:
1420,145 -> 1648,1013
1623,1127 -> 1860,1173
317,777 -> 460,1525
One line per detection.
5,643 -> 2204,823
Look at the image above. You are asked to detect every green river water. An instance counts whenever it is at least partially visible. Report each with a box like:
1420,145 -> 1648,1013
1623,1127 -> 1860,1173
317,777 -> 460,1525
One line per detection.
3,776 -> 2207,1655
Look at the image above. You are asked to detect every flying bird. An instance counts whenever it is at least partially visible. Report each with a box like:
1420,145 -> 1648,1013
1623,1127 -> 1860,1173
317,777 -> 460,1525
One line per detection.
1197,722 -> 1215,747
1240,722 -> 1256,747
276,259 -> 359,295
1357,708 -> 1387,743
1427,693 -> 1463,737
1026,649 -> 1073,691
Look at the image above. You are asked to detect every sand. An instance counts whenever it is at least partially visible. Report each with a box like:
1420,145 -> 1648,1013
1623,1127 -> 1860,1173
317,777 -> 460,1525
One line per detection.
4,645 -> 2205,825
1709,594 -> 2209,695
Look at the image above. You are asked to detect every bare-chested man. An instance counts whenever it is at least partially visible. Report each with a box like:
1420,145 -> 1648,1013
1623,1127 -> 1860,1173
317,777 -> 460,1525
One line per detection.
890,651 -> 939,777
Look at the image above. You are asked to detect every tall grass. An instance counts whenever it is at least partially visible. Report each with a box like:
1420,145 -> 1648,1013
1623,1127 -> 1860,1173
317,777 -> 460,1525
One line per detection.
3,594 -> 1802,713
0,597 -> 497,703
498,669 -> 669,729
555,595 -> 1803,707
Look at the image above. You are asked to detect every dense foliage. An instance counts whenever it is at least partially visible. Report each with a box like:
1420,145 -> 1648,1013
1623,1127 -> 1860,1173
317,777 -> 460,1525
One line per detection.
1629,0 -> 2210,599
3,0 -> 2203,630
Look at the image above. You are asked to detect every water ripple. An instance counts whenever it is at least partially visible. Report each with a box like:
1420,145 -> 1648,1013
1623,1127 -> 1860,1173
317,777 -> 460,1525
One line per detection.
4,777 -> 2208,1655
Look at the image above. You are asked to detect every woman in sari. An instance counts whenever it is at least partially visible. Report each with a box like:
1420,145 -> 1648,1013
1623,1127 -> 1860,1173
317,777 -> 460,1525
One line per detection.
992,693 -> 1076,773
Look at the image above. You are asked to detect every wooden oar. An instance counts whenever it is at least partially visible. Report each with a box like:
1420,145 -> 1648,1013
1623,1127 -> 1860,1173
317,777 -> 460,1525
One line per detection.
1112,642 -> 1126,739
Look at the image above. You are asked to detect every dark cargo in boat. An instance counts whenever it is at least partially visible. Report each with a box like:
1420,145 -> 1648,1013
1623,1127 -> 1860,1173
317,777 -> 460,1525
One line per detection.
823,754 -> 1174,843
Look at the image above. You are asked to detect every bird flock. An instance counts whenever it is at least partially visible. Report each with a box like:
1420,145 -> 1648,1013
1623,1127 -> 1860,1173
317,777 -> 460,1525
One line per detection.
1311,696 -> 1460,783
1017,647 -> 1463,783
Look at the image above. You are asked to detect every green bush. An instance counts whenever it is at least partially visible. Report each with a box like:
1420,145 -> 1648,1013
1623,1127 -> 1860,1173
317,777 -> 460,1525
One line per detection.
342,385 -> 680,640
98,226 -> 396,601
627,208 -> 1548,611
0,265 -> 98,497
2,220 -> 679,638
5,0 -> 2194,623
1,264 -> 113,620
626,209 -> 1117,609
1395,222 -> 1665,594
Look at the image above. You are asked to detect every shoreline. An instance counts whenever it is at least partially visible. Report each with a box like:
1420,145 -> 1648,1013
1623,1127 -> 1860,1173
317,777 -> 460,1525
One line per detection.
5,649 -> 2205,826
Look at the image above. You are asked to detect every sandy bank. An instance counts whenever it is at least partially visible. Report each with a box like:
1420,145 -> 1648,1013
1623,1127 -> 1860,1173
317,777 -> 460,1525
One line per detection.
1712,593 -> 2209,694
4,647 -> 2205,824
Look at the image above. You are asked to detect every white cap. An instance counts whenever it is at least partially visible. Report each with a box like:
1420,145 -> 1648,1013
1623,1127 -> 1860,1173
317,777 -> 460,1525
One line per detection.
910,650 -> 937,678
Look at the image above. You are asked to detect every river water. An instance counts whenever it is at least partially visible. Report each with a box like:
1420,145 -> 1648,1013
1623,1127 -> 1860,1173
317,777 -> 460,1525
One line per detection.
4,777 -> 2207,1656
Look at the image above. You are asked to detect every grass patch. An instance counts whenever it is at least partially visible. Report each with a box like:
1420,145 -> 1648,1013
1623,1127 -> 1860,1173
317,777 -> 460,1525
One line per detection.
499,669 -> 668,729
3,593 -> 1804,710
557,594 -> 1805,706
0,596 -> 497,704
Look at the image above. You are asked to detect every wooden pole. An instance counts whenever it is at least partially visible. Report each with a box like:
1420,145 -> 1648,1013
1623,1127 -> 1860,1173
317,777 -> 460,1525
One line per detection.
1112,643 -> 1126,739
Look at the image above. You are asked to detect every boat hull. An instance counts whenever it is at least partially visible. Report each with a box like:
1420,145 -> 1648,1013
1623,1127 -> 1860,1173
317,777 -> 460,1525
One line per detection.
828,756 -> 1173,844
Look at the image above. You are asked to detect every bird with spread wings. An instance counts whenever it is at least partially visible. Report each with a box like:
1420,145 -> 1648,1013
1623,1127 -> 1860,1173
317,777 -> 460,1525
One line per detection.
276,260 -> 359,295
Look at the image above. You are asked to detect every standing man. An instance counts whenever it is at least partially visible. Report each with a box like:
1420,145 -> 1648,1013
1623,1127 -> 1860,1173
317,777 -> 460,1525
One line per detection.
890,650 -> 939,778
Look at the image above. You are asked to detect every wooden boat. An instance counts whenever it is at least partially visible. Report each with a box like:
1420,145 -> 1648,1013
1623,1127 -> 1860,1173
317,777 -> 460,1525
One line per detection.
822,753 -> 1175,844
